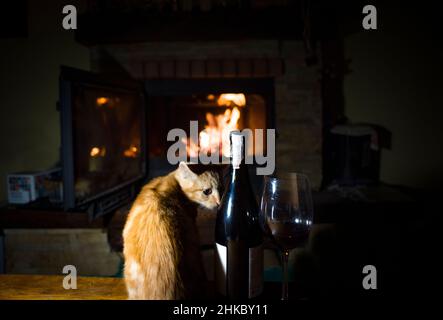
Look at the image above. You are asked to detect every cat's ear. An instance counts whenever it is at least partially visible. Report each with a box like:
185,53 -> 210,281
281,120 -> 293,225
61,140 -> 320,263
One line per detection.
175,162 -> 197,187
178,161 -> 194,176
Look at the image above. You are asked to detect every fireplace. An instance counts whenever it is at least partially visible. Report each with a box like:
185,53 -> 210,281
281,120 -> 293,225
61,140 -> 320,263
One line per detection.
90,40 -> 323,189
144,78 -> 274,178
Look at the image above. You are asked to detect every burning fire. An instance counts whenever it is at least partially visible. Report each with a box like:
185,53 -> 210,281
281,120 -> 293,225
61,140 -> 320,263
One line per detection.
183,94 -> 245,158
217,93 -> 246,107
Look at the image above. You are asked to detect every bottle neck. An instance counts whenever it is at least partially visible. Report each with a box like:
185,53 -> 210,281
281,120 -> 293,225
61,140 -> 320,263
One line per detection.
230,158 -> 249,184
230,132 -> 247,181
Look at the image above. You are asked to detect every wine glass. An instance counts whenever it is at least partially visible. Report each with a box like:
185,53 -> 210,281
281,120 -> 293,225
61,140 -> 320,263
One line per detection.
260,173 -> 314,300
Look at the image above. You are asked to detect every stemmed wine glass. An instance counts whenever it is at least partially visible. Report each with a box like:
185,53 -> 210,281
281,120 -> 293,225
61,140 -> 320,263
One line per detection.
260,173 -> 314,300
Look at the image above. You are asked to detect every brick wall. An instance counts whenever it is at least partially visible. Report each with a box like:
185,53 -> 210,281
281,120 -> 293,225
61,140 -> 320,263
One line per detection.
90,40 -> 323,188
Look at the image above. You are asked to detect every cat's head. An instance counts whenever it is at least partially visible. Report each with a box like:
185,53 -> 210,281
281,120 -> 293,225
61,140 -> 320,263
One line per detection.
174,162 -> 221,210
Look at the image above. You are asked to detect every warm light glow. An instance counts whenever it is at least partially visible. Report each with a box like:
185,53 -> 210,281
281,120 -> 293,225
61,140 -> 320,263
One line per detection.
90,147 -> 100,157
199,131 -> 210,149
124,146 -> 139,158
96,97 -> 109,106
182,93 -> 246,158
90,147 -> 106,157
183,106 -> 242,158
217,93 -> 246,107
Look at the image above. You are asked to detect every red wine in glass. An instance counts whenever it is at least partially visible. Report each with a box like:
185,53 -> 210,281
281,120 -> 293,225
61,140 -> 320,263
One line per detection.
260,173 -> 314,300
267,219 -> 311,251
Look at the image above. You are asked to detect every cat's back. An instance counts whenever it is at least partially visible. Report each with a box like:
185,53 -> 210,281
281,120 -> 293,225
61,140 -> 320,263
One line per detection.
122,166 -> 214,299
123,174 -> 185,299
131,174 -> 178,208
123,174 -> 180,236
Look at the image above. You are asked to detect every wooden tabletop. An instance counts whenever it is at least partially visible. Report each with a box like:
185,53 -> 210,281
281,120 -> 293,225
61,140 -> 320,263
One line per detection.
0,275 -> 127,300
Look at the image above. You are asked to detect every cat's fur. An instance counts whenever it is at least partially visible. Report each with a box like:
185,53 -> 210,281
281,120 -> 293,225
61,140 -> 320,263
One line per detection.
123,162 -> 221,300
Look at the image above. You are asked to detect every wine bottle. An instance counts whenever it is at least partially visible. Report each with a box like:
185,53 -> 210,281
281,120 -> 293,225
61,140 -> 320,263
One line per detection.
215,131 -> 264,299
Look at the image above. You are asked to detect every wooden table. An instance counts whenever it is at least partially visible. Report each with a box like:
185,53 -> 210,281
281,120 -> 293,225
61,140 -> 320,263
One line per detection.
0,275 -> 127,300
0,275 -> 294,300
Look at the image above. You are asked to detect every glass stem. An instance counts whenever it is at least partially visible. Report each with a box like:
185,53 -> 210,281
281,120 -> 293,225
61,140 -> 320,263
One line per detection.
281,249 -> 290,300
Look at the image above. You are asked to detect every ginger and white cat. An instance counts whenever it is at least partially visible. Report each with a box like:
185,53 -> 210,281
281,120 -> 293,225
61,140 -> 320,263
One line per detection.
123,162 -> 221,300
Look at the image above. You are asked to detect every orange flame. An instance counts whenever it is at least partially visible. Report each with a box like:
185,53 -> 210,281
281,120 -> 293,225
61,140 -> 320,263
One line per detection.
183,107 -> 241,158
217,93 -> 246,107
182,94 -> 245,158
